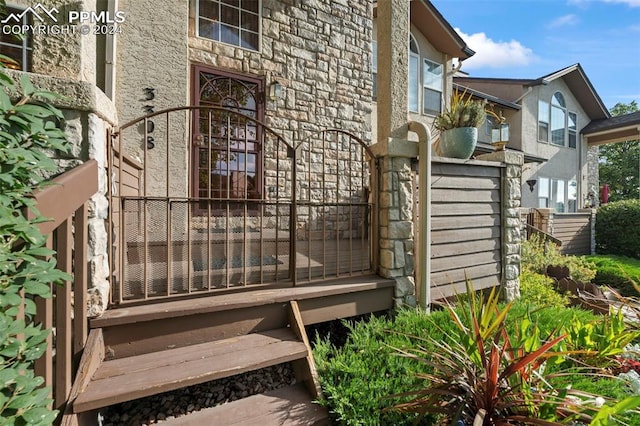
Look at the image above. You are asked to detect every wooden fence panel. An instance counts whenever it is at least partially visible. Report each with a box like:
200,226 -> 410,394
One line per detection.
429,160 -> 503,299
554,213 -> 592,255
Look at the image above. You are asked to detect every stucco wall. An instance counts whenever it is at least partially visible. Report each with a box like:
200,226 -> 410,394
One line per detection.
114,0 -> 190,197
519,79 -> 590,209
371,20 -> 449,145
7,0 -> 98,82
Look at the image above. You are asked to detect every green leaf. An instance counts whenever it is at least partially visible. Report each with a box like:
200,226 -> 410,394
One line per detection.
19,74 -> 35,96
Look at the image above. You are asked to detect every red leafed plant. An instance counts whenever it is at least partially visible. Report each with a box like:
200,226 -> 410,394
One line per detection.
386,282 -> 597,425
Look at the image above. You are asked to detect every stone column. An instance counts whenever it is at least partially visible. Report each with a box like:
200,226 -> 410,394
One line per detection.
477,151 -> 524,302
579,208 -> 597,255
372,1 -> 415,307
376,151 -> 418,307
536,208 -> 555,235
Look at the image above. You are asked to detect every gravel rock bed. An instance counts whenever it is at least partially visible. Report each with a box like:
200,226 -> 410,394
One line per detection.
98,362 -> 296,425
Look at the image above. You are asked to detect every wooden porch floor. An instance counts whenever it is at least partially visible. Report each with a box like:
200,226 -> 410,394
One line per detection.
94,274 -> 395,329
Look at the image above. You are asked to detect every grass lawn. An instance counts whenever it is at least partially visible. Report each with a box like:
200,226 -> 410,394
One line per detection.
586,254 -> 640,297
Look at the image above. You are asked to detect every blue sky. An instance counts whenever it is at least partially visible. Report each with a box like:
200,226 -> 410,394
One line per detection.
431,0 -> 640,110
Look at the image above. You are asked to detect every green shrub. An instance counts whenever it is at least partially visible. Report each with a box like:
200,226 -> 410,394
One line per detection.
313,309 -> 457,425
522,234 -> 597,283
596,200 -> 640,258
519,269 -> 569,308
0,71 -> 70,424
314,303 -> 640,424
587,255 -> 640,297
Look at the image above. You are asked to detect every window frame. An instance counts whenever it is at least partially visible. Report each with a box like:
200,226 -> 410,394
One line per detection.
538,91 -> 578,149
195,0 -> 262,52
408,33 -> 420,113
0,5 -> 32,71
422,58 -> 443,116
537,176 -> 578,213
190,65 -> 265,201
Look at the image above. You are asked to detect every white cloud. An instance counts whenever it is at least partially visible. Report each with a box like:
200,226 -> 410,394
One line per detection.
455,28 -> 537,69
603,0 -> 640,6
548,14 -> 580,28
568,0 -> 640,6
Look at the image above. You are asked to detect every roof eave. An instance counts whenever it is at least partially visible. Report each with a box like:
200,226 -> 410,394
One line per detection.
410,0 -> 475,60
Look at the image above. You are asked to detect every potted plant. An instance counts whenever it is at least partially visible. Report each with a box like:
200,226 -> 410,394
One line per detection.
434,88 -> 486,159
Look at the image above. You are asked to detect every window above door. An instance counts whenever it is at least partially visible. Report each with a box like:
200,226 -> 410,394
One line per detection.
195,0 -> 261,51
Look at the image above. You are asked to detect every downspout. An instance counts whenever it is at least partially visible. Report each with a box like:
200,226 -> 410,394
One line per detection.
514,86 -> 533,104
104,0 -> 118,100
409,121 -> 432,310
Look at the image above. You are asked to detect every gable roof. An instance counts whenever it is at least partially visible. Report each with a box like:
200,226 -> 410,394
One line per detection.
408,0 -> 475,60
526,64 -> 609,120
455,64 -> 610,121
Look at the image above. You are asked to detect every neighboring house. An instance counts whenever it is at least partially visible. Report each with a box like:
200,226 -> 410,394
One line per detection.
456,64 -> 612,212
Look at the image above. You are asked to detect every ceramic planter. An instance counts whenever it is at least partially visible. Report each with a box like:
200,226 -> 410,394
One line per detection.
439,127 -> 478,159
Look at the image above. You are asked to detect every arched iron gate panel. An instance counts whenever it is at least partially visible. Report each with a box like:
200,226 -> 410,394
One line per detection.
293,129 -> 377,283
108,107 -> 376,304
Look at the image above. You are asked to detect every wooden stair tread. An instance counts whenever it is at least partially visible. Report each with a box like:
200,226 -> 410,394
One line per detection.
73,328 -> 307,413
159,383 -> 328,425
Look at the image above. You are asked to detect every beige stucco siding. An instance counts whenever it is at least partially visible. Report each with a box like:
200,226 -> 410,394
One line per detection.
520,79 -> 590,209
371,20 -> 449,144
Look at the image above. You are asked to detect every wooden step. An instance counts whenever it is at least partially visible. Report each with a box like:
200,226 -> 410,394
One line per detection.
92,275 -> 394,359
73,328 -> 307,413
159,383 -> 329,425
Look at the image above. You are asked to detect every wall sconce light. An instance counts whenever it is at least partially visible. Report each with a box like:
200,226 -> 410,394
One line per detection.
269,80 -> 284,101
526,179 -> 537,192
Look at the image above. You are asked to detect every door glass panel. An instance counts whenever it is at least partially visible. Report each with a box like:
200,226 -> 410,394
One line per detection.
195,69 -> 262,200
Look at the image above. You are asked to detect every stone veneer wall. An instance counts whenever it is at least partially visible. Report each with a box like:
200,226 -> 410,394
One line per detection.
188,0 -> 373,144
5,70 -> 116,316
587,145 -> 600,204
378,156 -> 416,305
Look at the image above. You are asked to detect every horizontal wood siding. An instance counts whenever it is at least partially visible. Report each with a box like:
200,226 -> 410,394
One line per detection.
554,213 -> 591,255
110,148 -> 143,303
430,162 -> 502,299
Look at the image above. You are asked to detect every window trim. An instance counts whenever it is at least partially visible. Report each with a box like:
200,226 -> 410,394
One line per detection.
537,176 -> 578,212
0,5 -> 32,71
537,91 -> 578,149
422,58 -> 443,116
190,64 -> 265,200
195,0 -> 262,52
